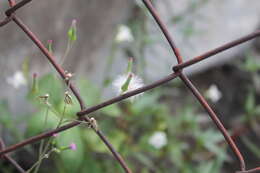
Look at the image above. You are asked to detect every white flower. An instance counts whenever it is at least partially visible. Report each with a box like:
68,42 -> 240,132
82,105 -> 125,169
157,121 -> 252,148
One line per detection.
148,131 -> 168,149
206,84 -> 222,103
115,25 -> 134,43
113,73 -> 144,100
6,71 -> 27,89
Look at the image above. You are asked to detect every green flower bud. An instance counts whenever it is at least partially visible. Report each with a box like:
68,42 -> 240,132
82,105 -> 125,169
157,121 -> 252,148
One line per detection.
68,19 -> 77,42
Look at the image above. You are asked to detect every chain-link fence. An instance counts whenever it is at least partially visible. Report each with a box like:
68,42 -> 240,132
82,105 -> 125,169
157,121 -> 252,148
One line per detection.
0,0 -> 260,172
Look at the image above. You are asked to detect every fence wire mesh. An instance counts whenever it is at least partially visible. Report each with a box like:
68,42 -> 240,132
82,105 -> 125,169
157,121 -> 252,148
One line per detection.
0,0 -> 260,173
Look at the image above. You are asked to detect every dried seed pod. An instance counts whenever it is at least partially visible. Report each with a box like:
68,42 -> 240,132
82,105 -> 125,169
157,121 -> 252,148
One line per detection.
38,94 -> 50,104
64,91 -> 73,105
64,71 -> 74,82
89,117 -> 98,131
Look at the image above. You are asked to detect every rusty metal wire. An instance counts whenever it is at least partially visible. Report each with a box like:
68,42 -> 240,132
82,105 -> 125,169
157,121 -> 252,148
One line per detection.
0,0 -> 259,172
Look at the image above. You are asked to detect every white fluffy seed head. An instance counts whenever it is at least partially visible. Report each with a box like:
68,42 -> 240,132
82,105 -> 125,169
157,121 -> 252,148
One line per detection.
112,73 -> 144,100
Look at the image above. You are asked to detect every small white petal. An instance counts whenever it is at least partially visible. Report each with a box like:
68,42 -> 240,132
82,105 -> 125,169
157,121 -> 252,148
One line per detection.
6,71 -> 27,89
115,25 -> 134,43
206,84 -> 222,103
148,131 -> 168,149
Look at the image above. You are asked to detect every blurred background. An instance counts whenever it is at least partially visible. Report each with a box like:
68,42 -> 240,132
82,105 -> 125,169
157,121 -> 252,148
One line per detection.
0,0 -> 260,172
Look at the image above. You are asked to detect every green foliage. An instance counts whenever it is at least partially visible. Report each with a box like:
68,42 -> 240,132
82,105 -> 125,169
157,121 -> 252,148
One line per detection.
243,91 -> 260,121
242,136 -> 260,159
242,53 -> 260,73
0,7 -> 235,172
240,52 -> 260,122
57,127 -> 84,172
238,52 -> 260,160
37,74 -> 63,106
0,101 -> 14,131
7,72 -> 227,173
77,79 -> 101,106
27,108 -> 59,136
100,104 -> 121,117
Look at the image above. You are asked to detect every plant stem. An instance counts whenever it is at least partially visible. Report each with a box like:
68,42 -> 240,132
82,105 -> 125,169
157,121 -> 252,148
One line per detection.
33,107 -> 49,173
26,149 -> 54,173
60,39 -> 72,66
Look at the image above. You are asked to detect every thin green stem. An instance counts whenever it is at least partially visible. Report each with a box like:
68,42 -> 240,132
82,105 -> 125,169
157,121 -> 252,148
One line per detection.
26,149 -> 54,173
33,107 -> 49,173
60,40 -> 72,65
34,101 -> 68,173
56,104 -> 67,129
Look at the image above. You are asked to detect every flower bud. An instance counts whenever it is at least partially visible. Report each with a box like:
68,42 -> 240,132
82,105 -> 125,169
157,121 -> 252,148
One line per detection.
68,19 -> 77,42
69,143 -> 77,151
121,73 -> 133,93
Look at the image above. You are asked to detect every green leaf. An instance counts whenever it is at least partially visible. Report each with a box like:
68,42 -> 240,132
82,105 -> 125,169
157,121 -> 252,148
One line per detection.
83,130 -> 108,153
169,141 -> 185,169
109,130 -> 127,151
79,154 -> 103,173
243,54 -> 260,72
197,130 -> 226,158
100,104 -> 121,117
56,95 -> 80,119
37,73 -> 63,106
130,92 -> 161,115
77,79 -> 100,106
57,126 -> 84,172
27,108 -> 59,136
196,159 -> 225,173
83,129 -> 126,153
